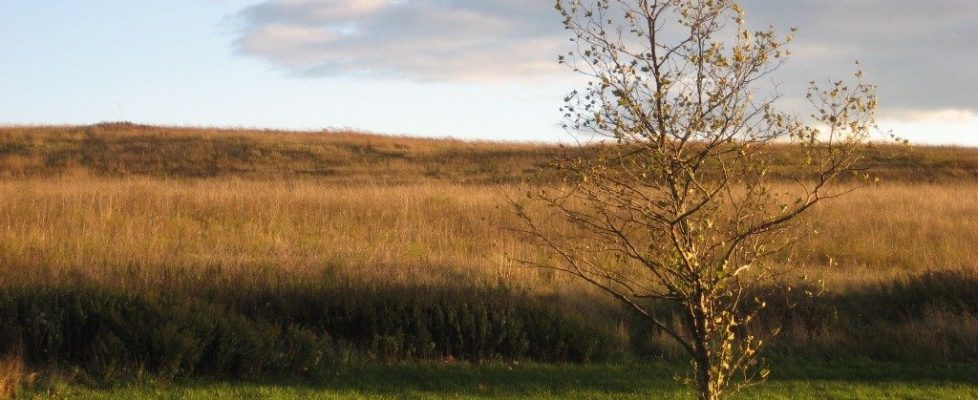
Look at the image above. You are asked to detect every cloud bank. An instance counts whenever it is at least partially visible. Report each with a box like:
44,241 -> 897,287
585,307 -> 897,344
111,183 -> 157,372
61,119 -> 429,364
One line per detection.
232,0 -> 978,117
739,0 -> 978,113
232,0 -> 565,81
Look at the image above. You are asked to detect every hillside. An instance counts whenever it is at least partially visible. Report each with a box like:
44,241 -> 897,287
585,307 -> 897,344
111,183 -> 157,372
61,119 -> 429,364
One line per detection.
0,123 -> 560,184
2,123 -> 977,182
0,123 -> 976,391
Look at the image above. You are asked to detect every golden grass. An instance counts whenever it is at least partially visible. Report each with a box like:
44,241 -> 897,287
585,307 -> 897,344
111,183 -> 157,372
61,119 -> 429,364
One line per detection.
2,124 -> 978,183
0,124 -> 563,183
0,177 -> 974,293
0,124 -> 975,294
0,356 -> 25,400
797,183 -> 978,285
0,125 -> 976,368
0,179 -> 506,290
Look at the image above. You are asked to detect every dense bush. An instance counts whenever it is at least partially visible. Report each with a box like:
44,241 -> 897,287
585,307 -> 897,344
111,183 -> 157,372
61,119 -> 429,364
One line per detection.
0,284 -> 615,381
762,271 -> 978,362
226,285 -> 615,363
0,272 -> 975,381
0,287 -> 328,380
631,271 -> 978,362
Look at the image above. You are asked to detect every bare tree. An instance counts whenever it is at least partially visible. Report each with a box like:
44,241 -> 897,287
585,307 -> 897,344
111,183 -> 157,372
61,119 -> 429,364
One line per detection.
512,1 -> 880,399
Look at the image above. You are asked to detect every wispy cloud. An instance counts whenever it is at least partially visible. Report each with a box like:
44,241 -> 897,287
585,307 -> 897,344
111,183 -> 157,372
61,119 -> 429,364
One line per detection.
231,0 -> 565,82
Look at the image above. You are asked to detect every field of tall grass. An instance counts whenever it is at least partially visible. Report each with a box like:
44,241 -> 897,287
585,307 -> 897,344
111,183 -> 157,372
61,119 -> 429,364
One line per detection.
1,177 -> 976,289
0,125 -> 976,392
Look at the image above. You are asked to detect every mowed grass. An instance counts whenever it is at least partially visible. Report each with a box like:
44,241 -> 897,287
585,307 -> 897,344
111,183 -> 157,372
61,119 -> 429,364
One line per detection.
23,363 -> 978,399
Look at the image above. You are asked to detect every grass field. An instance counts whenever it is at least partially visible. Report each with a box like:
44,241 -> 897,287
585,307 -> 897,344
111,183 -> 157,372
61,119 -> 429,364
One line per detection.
22,363 -> 978,400
1,178 -> 976,289
1,125 -> 977,398
2,123 -> 978,183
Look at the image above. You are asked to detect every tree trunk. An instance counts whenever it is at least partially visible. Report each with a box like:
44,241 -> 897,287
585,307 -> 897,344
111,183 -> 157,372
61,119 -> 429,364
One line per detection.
695,356 -> 718,400
691,294 -> 720,400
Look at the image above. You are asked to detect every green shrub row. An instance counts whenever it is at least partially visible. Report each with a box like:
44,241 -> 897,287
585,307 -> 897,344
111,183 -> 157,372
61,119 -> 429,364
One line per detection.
0,271 -> 975,381
0,285 -> 616,380
630,271 -> 978,362
222,285 -> 614,363
761,271 -> 978,362
0,287 -> 332,380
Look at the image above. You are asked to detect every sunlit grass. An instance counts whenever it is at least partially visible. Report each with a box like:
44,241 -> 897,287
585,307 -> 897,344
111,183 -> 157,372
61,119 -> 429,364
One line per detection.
2,125 -> 977,397
1,178 -> 975,291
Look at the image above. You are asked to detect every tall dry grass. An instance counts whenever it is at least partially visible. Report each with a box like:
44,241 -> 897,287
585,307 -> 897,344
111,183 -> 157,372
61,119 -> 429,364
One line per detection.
0,126 -> 976,371
0,178 -> 974,292
797,184 -> 978,285
0,178 -> 514,290
0,356 -> 24,399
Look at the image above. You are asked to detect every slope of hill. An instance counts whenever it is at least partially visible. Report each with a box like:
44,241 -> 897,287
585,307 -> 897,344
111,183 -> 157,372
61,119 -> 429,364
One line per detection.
2,123 -> 977,182
0,123 -> 976,388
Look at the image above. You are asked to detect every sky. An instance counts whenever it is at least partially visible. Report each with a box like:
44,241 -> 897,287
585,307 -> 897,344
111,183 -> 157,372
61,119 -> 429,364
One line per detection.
1,0 -> 975,145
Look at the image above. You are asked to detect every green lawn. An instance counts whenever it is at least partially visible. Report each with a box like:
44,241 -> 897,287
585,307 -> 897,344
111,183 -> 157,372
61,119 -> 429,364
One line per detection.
22,362 -> 978,399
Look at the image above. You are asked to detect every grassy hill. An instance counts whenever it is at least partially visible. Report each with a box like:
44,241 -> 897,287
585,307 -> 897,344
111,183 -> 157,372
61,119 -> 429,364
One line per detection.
0,124 -> 976,397
0,123 -> 562,183
2,123 -> 978,182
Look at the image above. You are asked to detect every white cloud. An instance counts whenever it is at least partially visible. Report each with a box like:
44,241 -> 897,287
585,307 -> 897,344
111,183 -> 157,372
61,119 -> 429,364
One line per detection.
231,0 -> 566,82
878,109 -> 978,146
229,0 -> 978,138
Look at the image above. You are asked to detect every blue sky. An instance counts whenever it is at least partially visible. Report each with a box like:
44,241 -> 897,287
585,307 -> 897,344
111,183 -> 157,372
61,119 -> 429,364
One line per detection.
2,0 -> 976,144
